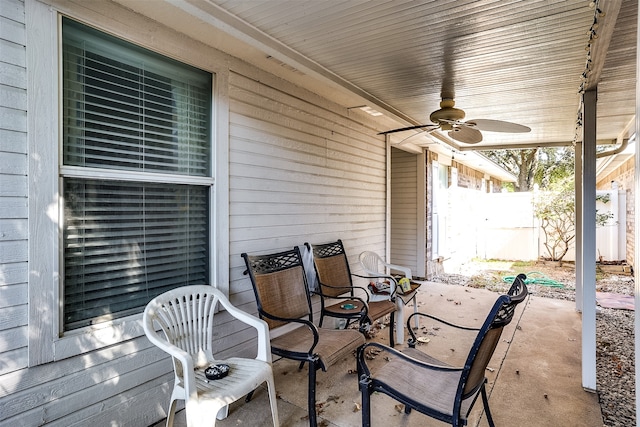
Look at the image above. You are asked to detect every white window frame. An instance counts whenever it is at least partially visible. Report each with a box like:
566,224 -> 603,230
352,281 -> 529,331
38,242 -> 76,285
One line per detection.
26,0 -> 229,365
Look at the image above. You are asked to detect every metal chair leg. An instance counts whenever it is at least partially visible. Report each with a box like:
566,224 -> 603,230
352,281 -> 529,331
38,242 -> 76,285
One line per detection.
359,376 -> 372,427
480,382 -> 495,427
308,362 -> 318,427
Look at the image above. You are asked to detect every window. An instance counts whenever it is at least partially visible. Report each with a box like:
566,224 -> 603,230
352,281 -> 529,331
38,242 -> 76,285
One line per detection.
61,18 -> 213,331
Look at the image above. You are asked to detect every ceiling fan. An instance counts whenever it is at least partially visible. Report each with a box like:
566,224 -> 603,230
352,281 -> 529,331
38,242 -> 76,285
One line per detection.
379,98 -> 531,144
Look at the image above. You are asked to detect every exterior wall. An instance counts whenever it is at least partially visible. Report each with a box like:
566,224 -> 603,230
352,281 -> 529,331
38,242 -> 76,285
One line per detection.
227,69 -> 388,306
450,160 -> 503,193
453,161 -> 487,191
597,156 -> 635,267
0,0 -> 387,425
1,0 -> 29,380
390,147 -> 419,275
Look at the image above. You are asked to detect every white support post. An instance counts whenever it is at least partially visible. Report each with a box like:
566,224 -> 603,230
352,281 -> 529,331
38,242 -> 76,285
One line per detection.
582,89 -> 597,392
385,135 -> 392,263
575,141 -> 583,312
634,0 -> 640,416
416,150 -> 427,278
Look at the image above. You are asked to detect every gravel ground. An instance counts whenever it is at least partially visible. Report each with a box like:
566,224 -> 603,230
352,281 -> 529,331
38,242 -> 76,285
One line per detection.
431,260 -> 635,427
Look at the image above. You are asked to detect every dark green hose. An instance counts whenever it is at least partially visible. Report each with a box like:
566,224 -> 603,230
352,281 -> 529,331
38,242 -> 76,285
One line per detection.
503,271 -> 565,288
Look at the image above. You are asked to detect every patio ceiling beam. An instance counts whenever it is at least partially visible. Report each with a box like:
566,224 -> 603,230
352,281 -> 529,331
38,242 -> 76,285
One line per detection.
583,0 -> 623,93
458,141 -> 575,151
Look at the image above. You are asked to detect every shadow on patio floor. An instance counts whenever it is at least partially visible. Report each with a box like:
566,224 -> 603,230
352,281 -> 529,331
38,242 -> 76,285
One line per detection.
153,281 -> 602,427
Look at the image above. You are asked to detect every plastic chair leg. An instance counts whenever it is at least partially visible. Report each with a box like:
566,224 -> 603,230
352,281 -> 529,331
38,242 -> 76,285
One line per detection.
165,396 -> 178,427
215,405 -> 229,420
266,375 -> 280,426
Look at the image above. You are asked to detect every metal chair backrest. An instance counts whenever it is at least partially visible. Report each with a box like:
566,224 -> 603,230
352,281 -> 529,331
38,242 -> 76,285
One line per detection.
242,247 -> 313,329
461,274 -> 528,398
308,239 -> 354,298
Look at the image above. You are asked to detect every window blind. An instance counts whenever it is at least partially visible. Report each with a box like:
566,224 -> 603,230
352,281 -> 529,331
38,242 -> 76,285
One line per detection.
63,179 -> 210,330
62,18 -> 211,176
61,18 -> 213,331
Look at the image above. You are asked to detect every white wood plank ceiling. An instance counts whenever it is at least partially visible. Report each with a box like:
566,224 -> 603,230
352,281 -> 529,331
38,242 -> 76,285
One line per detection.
208,0 -> 636,150
116,0 -> 636,152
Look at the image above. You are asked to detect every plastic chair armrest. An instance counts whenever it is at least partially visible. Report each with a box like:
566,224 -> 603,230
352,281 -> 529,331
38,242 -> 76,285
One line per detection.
218,297 -> 272,363
382,262 -> 412,280
143,321 -> 198,398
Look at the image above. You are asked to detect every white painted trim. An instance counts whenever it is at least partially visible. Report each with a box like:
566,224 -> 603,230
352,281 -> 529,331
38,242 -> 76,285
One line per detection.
27,0 -> 59,366
213,66 -> 230,296
635,1 -> 640,416
416,150 -> 426,278
575,141 -> 583,312
59,166 -> 215,186
385,135 -> 391,262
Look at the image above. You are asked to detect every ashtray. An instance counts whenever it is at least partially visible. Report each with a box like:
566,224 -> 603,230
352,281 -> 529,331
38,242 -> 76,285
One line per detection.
205,364 -> 230,380
340,303 -> 357,310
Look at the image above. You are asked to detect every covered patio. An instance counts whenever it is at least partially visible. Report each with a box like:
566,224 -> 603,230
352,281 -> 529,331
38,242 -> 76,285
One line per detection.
4,1 -> 639,425
156,281 -> 603,427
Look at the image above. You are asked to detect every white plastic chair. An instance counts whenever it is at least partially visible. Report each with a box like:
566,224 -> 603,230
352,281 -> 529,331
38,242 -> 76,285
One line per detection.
143,285 -> 279,427
359,251 -> 419,344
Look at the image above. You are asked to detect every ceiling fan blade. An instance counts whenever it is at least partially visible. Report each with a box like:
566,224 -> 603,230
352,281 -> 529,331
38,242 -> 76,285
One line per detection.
448,125 -> 483,144
378,124 -> 437,135
465,119 -> 531,133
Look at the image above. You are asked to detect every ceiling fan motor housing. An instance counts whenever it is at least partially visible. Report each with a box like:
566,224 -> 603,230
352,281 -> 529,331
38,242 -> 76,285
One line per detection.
429,98 -> 465,130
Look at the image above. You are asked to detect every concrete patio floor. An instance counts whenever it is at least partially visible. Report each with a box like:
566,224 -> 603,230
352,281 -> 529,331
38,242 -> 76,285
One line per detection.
154,281 -> 603,426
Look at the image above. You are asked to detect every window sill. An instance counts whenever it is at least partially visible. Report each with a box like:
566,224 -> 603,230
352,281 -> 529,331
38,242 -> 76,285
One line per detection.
53,314 -> 145,361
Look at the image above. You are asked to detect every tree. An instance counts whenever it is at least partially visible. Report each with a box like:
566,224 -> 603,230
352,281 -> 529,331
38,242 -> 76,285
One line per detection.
533,178 -> 613,262
483,148 -> 537,191
534,147 -> 574,189
533,179 -> 575,261
482,147 -> 574,192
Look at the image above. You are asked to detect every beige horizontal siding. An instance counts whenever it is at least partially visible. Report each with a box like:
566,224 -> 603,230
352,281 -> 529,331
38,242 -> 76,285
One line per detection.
228,70 -> 387,298
391,148 -> 419,273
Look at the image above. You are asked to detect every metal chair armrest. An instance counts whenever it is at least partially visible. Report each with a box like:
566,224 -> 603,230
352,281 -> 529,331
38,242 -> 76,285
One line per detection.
407,312 -> 481,348
313,282 -> 371,305
352,274 -> 398,299
260,311 -> 322,354
357,342 -> 463,380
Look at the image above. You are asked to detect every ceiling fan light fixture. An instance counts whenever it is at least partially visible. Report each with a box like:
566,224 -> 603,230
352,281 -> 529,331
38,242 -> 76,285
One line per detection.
379,97 -> 530,143
429,98 -> 465,125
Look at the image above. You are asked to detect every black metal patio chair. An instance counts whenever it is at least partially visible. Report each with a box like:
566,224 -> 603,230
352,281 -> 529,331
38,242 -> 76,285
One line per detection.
242,247 -> 365,427
357,273 -> 528,427
305,240 -> 398,345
